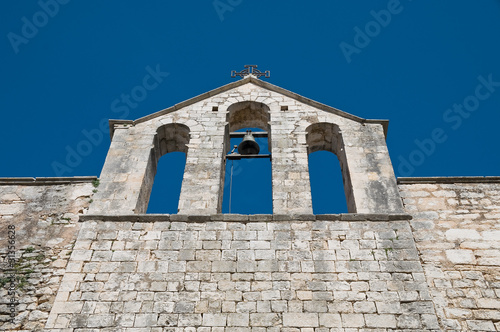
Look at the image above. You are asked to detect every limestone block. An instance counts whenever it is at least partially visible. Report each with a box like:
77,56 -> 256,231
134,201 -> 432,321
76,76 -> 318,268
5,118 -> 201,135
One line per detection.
445,249 -> 476,264
482,230 -> 500,241
282,313 -> 318,327
135,313 -> 159,327
397,314 -> 421,329
353,301 -> 376,313
178,314 -> 203,327
467,319 -> 496,331
476,298 -> 500,309
365,314 -> 397,328
341,313 -> 365,327
203,313 -> 227,326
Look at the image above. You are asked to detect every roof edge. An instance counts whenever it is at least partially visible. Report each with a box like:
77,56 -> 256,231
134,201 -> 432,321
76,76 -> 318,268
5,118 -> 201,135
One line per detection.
130,77 -> 389,135
134,76 -> 254,124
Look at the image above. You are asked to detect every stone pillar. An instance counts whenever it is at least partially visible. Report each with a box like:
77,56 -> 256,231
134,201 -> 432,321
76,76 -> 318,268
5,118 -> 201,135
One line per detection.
270,111 -> 313,215
343,123 -> 404,213
177,131 -> 225,215
88,125 -> 155,214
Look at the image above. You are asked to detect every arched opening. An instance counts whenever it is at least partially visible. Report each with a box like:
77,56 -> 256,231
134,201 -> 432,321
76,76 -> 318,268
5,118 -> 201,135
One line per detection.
147,152 -> 186,213
220,102 -> 272,214
221,127 -> 272,214
306,122 -> 355,213
308,151 -> 347,214
144,123 -> 190,214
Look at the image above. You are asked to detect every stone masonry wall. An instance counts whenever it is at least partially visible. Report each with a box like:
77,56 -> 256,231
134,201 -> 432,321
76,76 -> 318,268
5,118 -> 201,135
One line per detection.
45,214 -> 439,331
399,179 -> 500,331
0,178 -> 96,331
2,176 -> 499,331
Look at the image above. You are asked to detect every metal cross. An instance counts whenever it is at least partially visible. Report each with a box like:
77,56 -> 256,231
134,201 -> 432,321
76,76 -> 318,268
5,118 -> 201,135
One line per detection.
231,65 -> 270,79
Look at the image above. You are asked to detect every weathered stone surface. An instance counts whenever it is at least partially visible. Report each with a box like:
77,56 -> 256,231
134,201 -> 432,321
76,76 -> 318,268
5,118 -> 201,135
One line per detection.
445,249 -> 476,264
2,79 -> 500,331
400,181 -> 500,331
0,179 -> 94,331
42,218 -> 438,330
282,313 -> 318,327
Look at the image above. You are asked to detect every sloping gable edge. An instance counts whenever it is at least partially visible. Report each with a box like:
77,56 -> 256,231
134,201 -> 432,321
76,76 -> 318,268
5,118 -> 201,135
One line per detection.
110,76 -> 389,138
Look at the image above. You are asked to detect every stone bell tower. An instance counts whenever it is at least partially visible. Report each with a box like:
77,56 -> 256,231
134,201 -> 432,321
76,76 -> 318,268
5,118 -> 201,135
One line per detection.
89,66 -> 404,216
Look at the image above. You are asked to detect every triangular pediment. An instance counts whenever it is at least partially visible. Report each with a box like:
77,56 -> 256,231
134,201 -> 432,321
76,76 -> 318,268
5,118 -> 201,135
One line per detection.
110,76 -> 389,136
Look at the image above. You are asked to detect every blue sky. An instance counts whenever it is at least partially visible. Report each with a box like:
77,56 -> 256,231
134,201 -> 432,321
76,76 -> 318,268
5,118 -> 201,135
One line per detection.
1,1 -> 499,214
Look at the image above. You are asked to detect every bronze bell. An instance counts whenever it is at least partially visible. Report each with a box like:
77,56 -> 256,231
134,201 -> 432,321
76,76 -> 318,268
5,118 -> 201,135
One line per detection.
238,130 -> 260,155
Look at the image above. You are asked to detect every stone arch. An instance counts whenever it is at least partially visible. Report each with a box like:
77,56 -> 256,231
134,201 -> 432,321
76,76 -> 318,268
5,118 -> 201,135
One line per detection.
137,123 -> 191,213
306,122 -> 356,212
226,101 -> 270,131
225,101 -> 271,153
154,123 -> 190,157
219,101 -> 272,213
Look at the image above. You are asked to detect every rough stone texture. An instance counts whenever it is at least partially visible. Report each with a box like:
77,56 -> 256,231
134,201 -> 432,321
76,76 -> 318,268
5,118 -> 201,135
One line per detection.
400,180 -> 500,331
0,245 -> 74,331
45,217 -> 438,330
1,79 -> 499,331
0,178 -> 95,331
90,77 -> 404,215
0,178 -> 96,248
